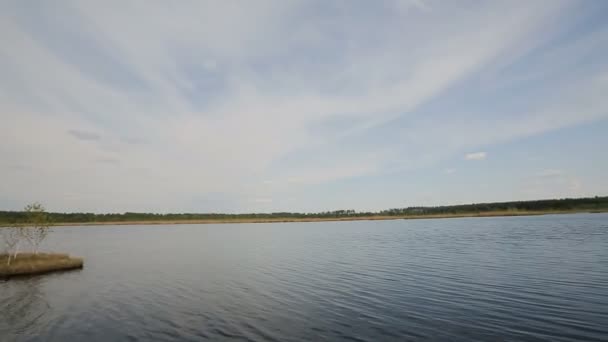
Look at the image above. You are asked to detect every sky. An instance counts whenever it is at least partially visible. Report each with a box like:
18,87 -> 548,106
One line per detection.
1,0 -> 608,213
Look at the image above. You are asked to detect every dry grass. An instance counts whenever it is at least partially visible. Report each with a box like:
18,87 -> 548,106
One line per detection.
0,253 -> 83,278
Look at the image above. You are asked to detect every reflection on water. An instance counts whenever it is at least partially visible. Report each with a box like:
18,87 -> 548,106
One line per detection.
1,213 -> 607,341
0,277 -> 50,339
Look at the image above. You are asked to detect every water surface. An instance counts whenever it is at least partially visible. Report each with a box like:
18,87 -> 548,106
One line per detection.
1,213 -> 607,341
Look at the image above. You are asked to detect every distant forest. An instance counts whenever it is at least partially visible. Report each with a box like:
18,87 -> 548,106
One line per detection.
1,196 -> 607,225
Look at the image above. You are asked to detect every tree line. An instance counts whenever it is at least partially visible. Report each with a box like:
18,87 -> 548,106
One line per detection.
0,196 -> 606,225
378,196 -> 608,216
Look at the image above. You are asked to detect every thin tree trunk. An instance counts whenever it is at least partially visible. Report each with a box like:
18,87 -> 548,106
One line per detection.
13,241 -> 19,260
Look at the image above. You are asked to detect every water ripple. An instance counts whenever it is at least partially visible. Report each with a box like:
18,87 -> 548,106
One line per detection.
1,214 -> 607,341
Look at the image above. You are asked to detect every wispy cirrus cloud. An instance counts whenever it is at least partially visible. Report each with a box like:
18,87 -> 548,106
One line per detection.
1,0 -> 607,212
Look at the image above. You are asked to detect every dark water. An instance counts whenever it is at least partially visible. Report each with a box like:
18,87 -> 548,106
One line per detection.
1,214 -> 607,341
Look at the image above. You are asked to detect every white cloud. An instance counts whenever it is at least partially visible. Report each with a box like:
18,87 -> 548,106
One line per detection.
0,1 -> 606,212
464,152 -> 487,161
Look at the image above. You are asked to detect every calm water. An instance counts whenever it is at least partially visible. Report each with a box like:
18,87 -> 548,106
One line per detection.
1,214 -> 607,341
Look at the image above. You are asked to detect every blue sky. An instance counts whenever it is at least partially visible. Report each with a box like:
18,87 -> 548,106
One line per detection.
1,0 -> 607,213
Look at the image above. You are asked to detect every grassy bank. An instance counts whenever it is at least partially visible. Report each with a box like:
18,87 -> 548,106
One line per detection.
45,209 -> 607,227
0,253 -> 83,278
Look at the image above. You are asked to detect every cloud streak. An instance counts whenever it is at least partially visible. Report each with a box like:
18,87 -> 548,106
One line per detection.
1,0 -> 607,212
465,152 -> 487,161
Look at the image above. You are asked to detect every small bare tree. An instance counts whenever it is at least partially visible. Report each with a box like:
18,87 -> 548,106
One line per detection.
2,227 -> 22,265
21,203 -> 52,254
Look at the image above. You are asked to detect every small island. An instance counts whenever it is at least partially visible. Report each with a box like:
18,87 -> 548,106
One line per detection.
1,203 -> 83,279
0,253 -> 83,278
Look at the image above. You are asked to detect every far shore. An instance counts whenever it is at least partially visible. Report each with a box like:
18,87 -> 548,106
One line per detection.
28,209 -> 607,227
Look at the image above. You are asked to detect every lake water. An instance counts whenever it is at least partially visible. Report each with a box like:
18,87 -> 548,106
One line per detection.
1,213 -> 607,341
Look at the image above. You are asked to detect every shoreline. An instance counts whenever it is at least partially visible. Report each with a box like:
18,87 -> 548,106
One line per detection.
29,209 -> 607,227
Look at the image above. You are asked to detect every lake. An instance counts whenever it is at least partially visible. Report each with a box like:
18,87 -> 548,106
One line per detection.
1,213 -> 607,341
